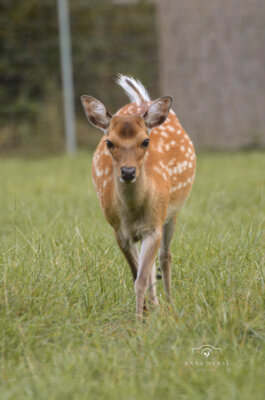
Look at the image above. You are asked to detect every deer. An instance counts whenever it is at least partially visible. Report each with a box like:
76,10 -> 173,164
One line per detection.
81,75 -> 196,319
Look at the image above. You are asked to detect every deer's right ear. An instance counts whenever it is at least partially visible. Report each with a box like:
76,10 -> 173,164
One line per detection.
81,95 -> 112,132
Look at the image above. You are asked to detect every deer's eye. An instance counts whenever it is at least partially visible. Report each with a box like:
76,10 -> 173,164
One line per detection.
105,140 -> 114,149
141,139 -> 149,148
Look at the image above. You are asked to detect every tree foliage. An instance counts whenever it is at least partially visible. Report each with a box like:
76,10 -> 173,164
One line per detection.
0,0 -> 158,152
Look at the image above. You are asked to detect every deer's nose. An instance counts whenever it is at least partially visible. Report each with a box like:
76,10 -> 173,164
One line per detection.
121,166 -> 136,181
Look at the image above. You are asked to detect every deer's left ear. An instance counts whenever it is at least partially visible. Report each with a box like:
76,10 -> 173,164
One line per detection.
81,95 -> 112,132
143,96 -> 172,130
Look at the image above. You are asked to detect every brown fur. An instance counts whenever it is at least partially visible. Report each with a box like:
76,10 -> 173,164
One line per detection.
87,97 -> 196,318
92,103 -> 196,229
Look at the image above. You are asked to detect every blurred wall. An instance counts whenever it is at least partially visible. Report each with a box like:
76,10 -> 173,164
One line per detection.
1,0 -> 264,154
156,0 -> 265,149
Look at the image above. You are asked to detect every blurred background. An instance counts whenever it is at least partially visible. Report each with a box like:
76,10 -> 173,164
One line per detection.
1,0 -> 265,156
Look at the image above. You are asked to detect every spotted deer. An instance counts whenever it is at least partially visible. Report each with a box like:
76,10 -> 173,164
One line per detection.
81,75 -> 196,318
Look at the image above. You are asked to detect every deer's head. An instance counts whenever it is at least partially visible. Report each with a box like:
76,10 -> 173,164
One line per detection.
81,95 -> 172,183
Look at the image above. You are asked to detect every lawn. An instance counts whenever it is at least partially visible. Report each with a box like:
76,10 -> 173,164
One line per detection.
0,151 -> 264,399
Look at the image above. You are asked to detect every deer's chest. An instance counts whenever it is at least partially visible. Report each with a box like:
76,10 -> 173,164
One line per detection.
118,202 -> 153,242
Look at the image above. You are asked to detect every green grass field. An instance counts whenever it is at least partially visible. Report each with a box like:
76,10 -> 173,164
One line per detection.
0,151 -> 264,399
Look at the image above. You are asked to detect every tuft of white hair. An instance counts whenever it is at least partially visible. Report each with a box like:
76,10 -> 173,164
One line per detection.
116,74 -> 150,105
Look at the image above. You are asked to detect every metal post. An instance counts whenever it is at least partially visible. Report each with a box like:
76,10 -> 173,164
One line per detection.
57,0 -> 76,154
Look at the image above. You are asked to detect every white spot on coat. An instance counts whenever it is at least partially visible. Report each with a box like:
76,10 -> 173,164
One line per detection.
157,138 -> 164,153
95,168 -> 103,177
153,166 -> 162,175
162,172 -> 168,181
161,131 -> 169,138
159,160 -> 166,169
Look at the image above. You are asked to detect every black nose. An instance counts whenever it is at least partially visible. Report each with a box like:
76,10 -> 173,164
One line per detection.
121,166 -> 136,181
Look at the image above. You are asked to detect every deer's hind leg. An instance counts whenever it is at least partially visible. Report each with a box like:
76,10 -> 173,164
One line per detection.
159,215 -> 177,302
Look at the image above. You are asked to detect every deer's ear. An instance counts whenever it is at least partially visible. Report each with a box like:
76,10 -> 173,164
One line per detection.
81,95 -> 112,132
143,96 -> 172,129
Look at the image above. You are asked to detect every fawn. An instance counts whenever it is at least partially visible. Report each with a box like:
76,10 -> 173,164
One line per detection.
81,75 -> 196,318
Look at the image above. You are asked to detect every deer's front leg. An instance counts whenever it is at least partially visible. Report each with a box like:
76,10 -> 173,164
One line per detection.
115,230 -> 139,281
148,263 -> 159,306
135,229 -> 162,318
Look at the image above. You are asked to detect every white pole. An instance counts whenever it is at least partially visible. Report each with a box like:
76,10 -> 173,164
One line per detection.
57,0 -> 76,155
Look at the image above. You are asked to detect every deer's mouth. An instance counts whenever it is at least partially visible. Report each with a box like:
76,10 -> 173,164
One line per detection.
119,177 -> 137,184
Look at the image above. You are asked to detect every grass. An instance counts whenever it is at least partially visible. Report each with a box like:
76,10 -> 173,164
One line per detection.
0,151 -> 264,399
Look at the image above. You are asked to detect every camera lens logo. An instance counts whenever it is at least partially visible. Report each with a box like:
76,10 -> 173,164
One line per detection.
201,348 -> 212,358
192,344 -> 222,360
185,344 -> 229,372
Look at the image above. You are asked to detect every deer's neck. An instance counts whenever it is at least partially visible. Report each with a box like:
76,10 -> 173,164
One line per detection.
115,168 -> 147,211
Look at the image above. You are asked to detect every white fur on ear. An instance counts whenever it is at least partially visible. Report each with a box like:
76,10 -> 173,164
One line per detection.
144,96 -> 172,129
81,95 -> 112,131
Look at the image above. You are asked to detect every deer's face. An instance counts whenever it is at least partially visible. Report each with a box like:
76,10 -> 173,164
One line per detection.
81,95 -> 172,183
105,116 -> 149,183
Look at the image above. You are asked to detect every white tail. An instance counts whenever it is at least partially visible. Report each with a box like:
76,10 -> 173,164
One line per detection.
116,74 -> 150,105
81,75 -> 196,319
